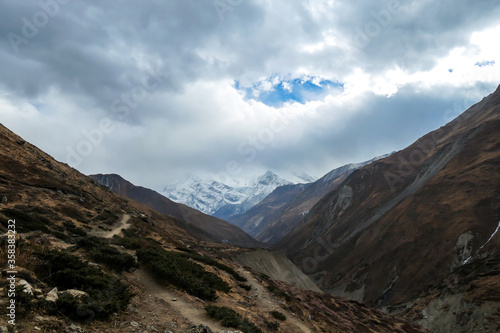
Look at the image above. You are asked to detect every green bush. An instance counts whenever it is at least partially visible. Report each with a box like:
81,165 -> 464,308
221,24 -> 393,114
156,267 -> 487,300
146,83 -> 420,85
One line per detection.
270,310 -> 287,321
175,252 -> 247,282
0,208 -> 50,232
266,282 -> 291,302
205,305 -> 262,333
136,247 -> 230,301
113,235 -> 142,250
63,220 -> 88,236
77,236 -> 138,273
35,250 -> 133,321
2,284 -> 35,318
265,320 -> 280,331
95,210 -> 118,226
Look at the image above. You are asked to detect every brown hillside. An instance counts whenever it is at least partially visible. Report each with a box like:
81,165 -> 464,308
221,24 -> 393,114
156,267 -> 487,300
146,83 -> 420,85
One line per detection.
276,85 -> 500,331
0,122 -> 431,332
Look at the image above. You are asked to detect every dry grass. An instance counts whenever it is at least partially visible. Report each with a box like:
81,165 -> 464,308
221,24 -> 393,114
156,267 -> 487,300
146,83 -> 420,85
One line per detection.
0,235 -> 49,271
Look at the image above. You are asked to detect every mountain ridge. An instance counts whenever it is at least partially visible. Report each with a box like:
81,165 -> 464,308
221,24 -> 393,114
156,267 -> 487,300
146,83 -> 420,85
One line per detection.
90,173 -> 262,248
230,153 -> 392,243
274,84 -> 500,332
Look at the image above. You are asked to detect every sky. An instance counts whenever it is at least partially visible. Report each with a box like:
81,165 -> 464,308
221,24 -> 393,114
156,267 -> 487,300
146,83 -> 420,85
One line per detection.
0,0 -> 499,190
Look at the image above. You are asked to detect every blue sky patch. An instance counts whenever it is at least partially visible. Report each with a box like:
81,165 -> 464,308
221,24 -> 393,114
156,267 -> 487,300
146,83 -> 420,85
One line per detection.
235,76 -> 344,107
475,60 -> 495,67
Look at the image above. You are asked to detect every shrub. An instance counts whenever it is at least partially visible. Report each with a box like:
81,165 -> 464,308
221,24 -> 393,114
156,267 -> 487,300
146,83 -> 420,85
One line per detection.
63,220 -> 87,236
113,235 -> 142,250
239,284 -> 252,291
0,208 -> 49,232
205,305 -> 262,333
35,250 -> 133,320
266,282 -> 291,302
94,210 -> 118,226
265,320 -> 280,331
175,252 -> 247,282
77,236 -> 138,273
136,247 -> 230,301
270,310 -> 287,321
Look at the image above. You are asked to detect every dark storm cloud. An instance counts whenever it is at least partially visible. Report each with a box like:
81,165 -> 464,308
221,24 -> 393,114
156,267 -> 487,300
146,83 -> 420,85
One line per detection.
0,0 -> 498,188
0,0 -> 263,111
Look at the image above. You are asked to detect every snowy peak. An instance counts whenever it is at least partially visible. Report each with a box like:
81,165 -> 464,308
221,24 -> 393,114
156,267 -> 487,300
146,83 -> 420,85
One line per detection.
322,152 -> 394,183
257,171 -> 290,186
161,171 -> 300,218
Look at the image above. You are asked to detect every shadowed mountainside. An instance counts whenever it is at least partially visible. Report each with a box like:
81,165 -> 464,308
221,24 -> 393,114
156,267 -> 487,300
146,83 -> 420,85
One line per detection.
231,155 -> 390,243
275,85 -> 500,332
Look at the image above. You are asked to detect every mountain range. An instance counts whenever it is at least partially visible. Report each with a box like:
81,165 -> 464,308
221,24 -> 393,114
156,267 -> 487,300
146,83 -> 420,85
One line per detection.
161,171 -> 314,221
229,154 -> 392,243
89,173 -> 262,248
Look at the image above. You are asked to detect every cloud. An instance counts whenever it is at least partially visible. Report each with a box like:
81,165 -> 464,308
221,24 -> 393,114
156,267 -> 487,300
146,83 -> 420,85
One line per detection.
0,0 -> 499,189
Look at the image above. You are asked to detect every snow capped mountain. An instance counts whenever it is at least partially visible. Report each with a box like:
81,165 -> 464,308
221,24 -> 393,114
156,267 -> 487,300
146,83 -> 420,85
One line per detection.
321,152 -> 394,183
161,171 -> 308,219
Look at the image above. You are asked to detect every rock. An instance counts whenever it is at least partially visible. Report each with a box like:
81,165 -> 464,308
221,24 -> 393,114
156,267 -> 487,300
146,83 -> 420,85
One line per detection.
66,323 -> 85,333
171,298 -> 177,301
130,321 -> 140,327
34,326 -> 41,331
19,279 -> 33,296
148,325 -> 158,332
46,287 -> 59,303
59,289 -> 88,298
187,324 -> 213,333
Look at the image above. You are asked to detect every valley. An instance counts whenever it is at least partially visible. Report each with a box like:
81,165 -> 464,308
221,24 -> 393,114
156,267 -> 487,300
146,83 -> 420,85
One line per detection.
0,122 -> 431,332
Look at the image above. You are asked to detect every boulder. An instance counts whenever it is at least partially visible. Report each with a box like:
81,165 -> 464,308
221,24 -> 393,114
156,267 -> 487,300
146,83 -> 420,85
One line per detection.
58,289 -> 88,299
186,324 -> 213,333
19,279 -> 33,296
45,287 -> 59,303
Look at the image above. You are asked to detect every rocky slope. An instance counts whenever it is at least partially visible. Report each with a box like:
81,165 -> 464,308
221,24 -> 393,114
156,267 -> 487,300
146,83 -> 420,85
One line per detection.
231,154 -> 391,243
234,249 -> 321,292
90,174 -> 261,248
275,85 -> 500,332
0,123 -> 431,332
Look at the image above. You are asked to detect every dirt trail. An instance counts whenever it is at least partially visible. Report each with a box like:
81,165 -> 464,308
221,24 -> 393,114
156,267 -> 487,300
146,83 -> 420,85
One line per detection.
100,214 -> 132,238
238,268 -> 313,333
133,269 -> 226,332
